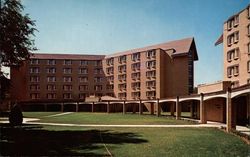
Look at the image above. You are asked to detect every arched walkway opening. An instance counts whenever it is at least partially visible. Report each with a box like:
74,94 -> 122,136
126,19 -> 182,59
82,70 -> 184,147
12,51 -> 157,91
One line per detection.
232,94 -> 250,126
204,97 -> 226,123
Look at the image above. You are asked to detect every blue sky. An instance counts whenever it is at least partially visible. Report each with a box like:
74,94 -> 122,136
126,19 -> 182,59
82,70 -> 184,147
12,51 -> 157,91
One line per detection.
21,0 -> 249,86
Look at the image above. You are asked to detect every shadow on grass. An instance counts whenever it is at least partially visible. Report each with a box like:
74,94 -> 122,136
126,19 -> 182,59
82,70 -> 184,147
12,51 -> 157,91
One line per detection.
0,124 -> 147,156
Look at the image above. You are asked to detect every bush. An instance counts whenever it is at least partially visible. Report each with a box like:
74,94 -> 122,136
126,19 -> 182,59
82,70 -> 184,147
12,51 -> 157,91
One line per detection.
9,105 -> 23,126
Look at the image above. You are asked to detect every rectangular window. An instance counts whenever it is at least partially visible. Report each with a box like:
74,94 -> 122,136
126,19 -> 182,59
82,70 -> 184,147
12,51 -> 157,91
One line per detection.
107,76 -> 114,83
47,85 -> 56,91
234,65 -> 239,76
248,6 -> 250,18
94,85 -> 102,91
146,70 -> 156,78
46,68 -> 56,74
30,67 -> 40,73
131,82 -> 140,90
80,60 -> 88,66
131,92 -> 140,99
79,77 -> 88,82
131,53 -> 140,61
30,85 -> 40,91
146,91 -> 156,98
94,68 -> 103,74
146,61 -> 156,69
30,59 -> 39,65
106,67 -> 114,74
131,63 -> 140,71
63,85 -> 72,91
30,93 -> 40,99
30,76 -> 39,82
79,68 -> 88,74
106,58 -> 114,65
227,67 -> 233,78
118,65 -> 126,73
248,43 -> 250,54
47,59 -> 56,65
118,74 -> 126,82
131,72 -> 140,80
64,60 -> 72,65
118,84 -> 126,91
106,84 -> 114,90
227,19 -> 234,30
63,68 -> 72,74
248,61 -> 250,73
94,77 -> 103,83
63,93 -> 72,99
94,60 -> 102,66
234,15 -> 239,26
63,77 -> 72,82
146,81 -> 156,88
118,93 -> 126,99
147,50 -> 156,58
47,93 -> 56,99
79,85 -> 88,91
118,55 -> 126,63
47,76 -> 56,82
79,93 -> 88,99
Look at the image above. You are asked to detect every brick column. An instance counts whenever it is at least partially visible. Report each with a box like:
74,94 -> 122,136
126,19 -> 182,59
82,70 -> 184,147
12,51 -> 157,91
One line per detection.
123,101 -> 126,114
92,102 -> 94,112
200,93 -> 207,124
157,99 -> 161,117
139,100 -> 143,115
61,103 -> 64,112
170,102 -> 175,116
107,101 -> 110,113
247,94 -> 250,126
76,102 -> 79,112
190,101 -> 194,118
226,88 -> 236,132
44,104 -> 47,112
176,96 -> 181,120
150,102 -> 154,115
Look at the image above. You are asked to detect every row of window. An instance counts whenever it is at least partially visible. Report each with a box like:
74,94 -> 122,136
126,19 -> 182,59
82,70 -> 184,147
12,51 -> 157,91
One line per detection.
30,67 -> 103,74
30,76 -> 103,83
118,81 -> 156,91
30,84 -> 105,91
30,93 -> 106,100
106,50 -> 156,66
30,59 -> 102,66
106,71 -> 155,83
118,91 -> 156,99
227,61 -> 250,78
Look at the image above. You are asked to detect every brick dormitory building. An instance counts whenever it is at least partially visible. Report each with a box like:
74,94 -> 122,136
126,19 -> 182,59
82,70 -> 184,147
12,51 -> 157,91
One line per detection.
7,4 -> 250,131
11,37 -> 198,103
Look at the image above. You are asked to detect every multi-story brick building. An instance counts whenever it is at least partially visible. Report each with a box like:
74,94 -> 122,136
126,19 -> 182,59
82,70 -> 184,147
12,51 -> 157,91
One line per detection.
11,37 -> 198,103
216,4 -> 250,88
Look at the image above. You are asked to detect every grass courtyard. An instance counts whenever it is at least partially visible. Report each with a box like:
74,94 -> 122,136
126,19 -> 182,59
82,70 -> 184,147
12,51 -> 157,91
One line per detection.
0,112 -> 249,156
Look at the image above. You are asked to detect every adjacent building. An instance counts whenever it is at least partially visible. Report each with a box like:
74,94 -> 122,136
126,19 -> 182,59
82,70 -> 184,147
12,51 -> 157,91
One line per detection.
10,37 -> 198,103
216,4 -> 250,88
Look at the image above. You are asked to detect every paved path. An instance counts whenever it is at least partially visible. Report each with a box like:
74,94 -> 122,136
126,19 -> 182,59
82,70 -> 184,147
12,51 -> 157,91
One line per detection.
43,112 -> 73,118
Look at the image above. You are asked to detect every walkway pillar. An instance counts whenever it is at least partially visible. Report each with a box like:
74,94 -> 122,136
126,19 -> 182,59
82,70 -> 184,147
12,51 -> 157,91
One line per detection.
176,96 -> 181,120
170,102 -> 175,116
157,99 -> 161,117
190,101 -> 194,118
247,94 -> 250,126
107,101 -> 110,113
226,88 -> 236,132
92,102 -> 94,112
123,101 -> 126,114
76,102 -> 79,112
200,93 -> 207,124
150,102 -> 154,115
61,103 -> 64,112
139,100 -> 143,115
44,104 -> 47,112
132,104 -> 136,114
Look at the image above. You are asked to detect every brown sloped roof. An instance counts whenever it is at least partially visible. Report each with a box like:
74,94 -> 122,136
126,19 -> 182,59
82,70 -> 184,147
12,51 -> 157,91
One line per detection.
105,37 -> 197,59
30,53 -> 105,60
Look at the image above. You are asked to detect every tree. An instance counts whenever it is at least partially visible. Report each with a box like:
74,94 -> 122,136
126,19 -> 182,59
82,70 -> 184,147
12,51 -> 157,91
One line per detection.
9,104 -> 23,126
0,0 -> 37,66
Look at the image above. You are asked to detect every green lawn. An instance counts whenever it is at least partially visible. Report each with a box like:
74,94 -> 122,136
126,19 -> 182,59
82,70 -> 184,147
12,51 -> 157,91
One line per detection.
0,124 -> 249,157
23,112 -> 196,125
